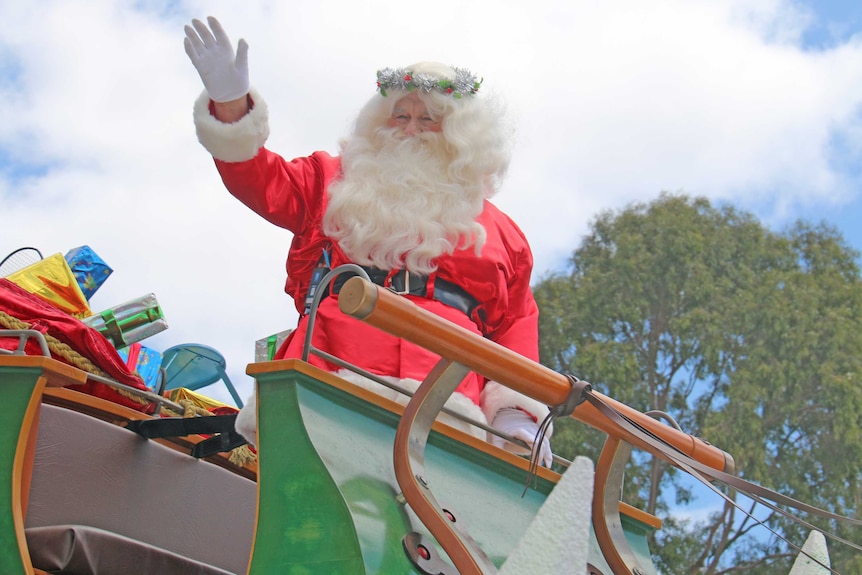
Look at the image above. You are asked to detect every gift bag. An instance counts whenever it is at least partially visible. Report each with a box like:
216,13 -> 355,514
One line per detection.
6,253 -> 92,318
168,387 -> 238,414
65,245 -> 113,300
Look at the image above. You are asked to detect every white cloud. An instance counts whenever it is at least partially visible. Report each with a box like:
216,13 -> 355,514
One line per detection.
2,0 -> 862,404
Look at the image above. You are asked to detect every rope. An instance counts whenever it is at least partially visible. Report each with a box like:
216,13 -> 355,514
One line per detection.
0,310 -> 183,417
0,311 -> 109,375
178,398 -> 213,418
228,444 -> 257,466
2,310 -> 256,466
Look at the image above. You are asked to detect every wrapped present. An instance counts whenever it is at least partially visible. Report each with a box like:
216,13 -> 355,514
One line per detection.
168,387 -> 238,414
83,292 -> 168,347
65,245 -> 113,300
6,253 -> 92,318
255,329 -> 293,362
117,342 -> 163,391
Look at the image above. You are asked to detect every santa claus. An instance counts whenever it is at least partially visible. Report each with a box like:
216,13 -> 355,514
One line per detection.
184,17 -> 553,466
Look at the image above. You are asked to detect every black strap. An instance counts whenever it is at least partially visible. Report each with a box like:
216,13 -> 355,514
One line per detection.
522,375 -> 592,495
126,414 -> 247,458
191,430 -> 249,459
331,267 -> 480,317
126,414 -> 238,438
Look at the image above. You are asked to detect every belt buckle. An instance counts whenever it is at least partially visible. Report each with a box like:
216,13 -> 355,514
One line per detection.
389,270 -> 411,295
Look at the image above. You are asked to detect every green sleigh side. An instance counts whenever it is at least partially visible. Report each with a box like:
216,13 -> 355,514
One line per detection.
1,355 -> 663,574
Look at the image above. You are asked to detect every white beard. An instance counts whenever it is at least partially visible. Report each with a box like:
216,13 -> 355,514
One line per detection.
323,127 -> 487,275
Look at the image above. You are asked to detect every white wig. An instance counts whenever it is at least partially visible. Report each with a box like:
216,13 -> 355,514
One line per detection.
323,62 -> 514,274
350,61 -> 513,197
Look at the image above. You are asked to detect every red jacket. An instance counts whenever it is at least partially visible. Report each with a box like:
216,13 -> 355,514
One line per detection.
214,149 -> 539,407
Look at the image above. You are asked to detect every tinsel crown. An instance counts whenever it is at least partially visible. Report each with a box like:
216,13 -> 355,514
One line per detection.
376,67 -> 482,99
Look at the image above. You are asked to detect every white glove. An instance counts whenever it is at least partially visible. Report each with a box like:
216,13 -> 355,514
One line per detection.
490,407 -> 554,468
184,16 -> 250,102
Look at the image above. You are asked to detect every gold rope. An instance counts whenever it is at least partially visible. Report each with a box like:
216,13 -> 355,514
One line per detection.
1,310 -> 109,375
228,444 -> 257,466
179,398 -> 213,418
1,310 -> 256,465
0,310 -> 183,417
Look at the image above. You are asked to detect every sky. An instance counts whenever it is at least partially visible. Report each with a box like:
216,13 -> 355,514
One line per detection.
2,0 -> 861,557
2,0 -> 862,467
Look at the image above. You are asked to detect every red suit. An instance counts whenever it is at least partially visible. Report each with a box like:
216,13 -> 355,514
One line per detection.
193,89 -> 550,430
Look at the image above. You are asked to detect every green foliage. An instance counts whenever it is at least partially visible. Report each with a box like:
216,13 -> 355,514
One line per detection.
536,193 -> 862,572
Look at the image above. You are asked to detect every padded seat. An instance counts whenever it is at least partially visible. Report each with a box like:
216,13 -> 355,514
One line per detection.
27,525 -> 234,575
26,404 -> 255,574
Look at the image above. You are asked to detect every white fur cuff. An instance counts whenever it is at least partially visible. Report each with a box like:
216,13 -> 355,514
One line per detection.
334,369 -> 488,440
234,391 -> 257,447
193,87 -> 270,162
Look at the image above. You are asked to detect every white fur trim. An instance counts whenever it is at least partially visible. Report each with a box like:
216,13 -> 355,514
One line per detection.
334,369 -> 403,403
235,391 -> 257,447
334,369 -> 488,440
193,87 -> 270,162
481,380 -> 553,438
235,369 -> 493,447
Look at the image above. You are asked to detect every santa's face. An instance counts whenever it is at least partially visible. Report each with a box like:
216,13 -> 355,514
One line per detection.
322,96 -> 487,275
387,92 -> 442,137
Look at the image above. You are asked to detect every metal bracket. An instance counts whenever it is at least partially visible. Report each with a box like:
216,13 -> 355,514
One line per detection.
393,358 -> 498,574
403,532 -> 458,575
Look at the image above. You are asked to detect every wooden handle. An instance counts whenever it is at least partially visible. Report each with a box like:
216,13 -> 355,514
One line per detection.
338,276 -> 734,474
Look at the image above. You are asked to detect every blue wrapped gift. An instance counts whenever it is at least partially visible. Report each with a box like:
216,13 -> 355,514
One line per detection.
117,342 -> 163,391
65,245 -> 113,300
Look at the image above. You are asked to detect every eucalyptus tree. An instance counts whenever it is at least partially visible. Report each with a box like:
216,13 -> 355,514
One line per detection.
535,193 -> 862,573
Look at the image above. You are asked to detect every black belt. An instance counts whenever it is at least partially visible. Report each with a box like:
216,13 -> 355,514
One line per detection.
331,267 -> 480,317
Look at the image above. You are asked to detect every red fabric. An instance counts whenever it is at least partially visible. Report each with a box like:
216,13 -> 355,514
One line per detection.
123,342 -> 142,371
0,279 -> 153,412
214,149 -> 539,406
516,406 -> 538,423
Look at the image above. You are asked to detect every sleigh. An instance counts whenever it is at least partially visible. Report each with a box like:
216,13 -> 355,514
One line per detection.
0,272 -> 840,574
